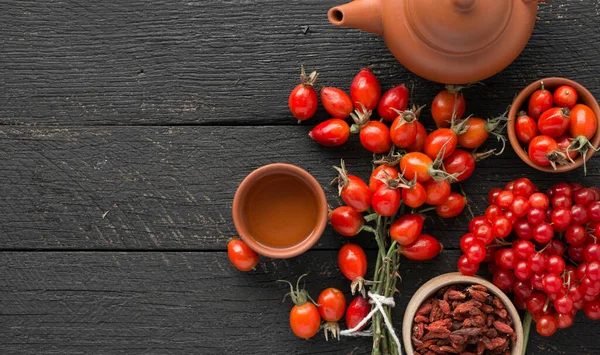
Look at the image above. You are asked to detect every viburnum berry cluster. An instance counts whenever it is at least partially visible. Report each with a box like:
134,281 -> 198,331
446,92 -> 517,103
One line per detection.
457,178 -> 600,337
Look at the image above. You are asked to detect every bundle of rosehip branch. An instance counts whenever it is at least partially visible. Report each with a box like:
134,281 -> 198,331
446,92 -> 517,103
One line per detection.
280,67 -> 508,354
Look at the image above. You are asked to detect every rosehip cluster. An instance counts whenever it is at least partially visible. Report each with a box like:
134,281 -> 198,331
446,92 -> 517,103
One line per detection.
278,275 -> 372,341
516,82 -> 598,172
291,67 -> 509,219
329,162 -> 444,261
457,178 -> 600,336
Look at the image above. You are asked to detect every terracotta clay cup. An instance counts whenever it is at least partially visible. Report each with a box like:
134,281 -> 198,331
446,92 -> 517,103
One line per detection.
403,272 -> 524,355
508,77 -> 600,173
232,163 -> 328,259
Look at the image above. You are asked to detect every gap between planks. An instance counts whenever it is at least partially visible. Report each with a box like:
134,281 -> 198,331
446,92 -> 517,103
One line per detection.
0,247 -> 463,252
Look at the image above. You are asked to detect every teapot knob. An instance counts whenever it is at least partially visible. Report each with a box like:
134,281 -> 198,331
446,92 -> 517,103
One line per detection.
452,0 -> 475,11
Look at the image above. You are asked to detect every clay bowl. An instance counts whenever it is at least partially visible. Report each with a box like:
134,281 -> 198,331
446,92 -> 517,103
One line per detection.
232,163 -> 328,259
403,272 -> 524,355
508,77 -> 600,173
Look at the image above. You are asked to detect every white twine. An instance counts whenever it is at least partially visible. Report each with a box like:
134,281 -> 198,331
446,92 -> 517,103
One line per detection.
340,291 -> 402,354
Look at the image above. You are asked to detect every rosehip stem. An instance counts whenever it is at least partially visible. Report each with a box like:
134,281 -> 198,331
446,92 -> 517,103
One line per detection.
364,211 -> 402,355
473,148 -> 497,161
299,66 -> 318,86
487,240 -> 512,248
362,224 -> 386,266
484,112 -> 508,133
568,135 -> 599,176
350,103 -> 372,131
374,146 -> 404,166
332,159 -> 350,194
542,296 -> 551,313
451,114 -> 471,135
538,242 -> 552,254
276,273 -> 311,305
417,206 -> 436,214
521,311 -> 532,355
364,213 -> 380,223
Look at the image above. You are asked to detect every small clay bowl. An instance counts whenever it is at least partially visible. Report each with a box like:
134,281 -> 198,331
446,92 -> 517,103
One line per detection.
232,163 -> 328,259
508,77 -> 600,173
403,272 -> 524,355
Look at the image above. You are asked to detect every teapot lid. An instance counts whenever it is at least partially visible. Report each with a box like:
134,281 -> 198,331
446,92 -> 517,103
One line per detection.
382,0 -> 539,83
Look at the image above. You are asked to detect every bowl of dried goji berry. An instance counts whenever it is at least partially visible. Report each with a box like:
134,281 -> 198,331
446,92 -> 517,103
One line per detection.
402,272 -> 524,355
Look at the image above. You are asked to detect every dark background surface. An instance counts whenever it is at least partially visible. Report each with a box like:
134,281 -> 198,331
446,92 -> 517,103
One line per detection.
0,0 -> 599,354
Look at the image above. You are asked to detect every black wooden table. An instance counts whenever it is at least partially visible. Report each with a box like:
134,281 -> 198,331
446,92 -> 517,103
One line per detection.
1,1 -> 599,354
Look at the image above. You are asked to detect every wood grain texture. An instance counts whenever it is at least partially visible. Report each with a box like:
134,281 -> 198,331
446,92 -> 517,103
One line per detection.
0,0 -> 599,125
1,125 -> 598,250
2,0 -> 600,353
1,250 -> 598,355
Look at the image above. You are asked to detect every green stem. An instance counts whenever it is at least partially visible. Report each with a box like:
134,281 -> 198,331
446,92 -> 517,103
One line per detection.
364,213 -> 379,223
371,216 -> 385,355
417,206 -> 436,214
522,311 -> 532,355
370,215 -> 401,355
381,329 -> 389,355
372,311 -> 381,355
385,246 -> 400,355
365,225 -> 384,289
383,242 -> 398,295
376,227 -> 388,269
377,240 -> 397,355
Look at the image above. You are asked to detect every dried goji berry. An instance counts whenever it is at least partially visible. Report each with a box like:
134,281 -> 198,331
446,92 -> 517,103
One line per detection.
449,334 -> 465,345
481,304 -> 494,314
415,315 -> 429,323
482,336 -> 494,350
417,339 -> 438,350
439,300 -> 451,314
430,299 -> 440,322
492,321 -> 514,335
472,315 -> 486,327
494,308 -> 508,319
492,296 -> 504,309
476,341 -> 485,355
453,300 -> 482,315
484,328 -> 498,338
470,284 -> 488,292
422,328 -> 451,341
427,318 -> 452,331
417,300 -> 433,316
443,285 -> 458,301
413,284 -> 514,355
447,290 -> 467,300
468,289 -> 489,302
414,322 -> 425,339
491,337 -> 507,349
451,327 -> 481,337
413,336 -> 424,347
439,345 -> 459,353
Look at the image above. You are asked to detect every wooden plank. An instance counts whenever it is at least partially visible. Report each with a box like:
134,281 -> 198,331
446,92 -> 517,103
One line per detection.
0,0 -> 599,125
0,250 -> 598,354
1,126 -> 598,250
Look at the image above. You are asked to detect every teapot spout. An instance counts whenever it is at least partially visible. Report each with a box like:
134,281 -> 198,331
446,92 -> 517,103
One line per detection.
328,0 -> 382,35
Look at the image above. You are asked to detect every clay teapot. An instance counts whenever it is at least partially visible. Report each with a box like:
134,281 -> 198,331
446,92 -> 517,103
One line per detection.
328,0 -> 541,84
